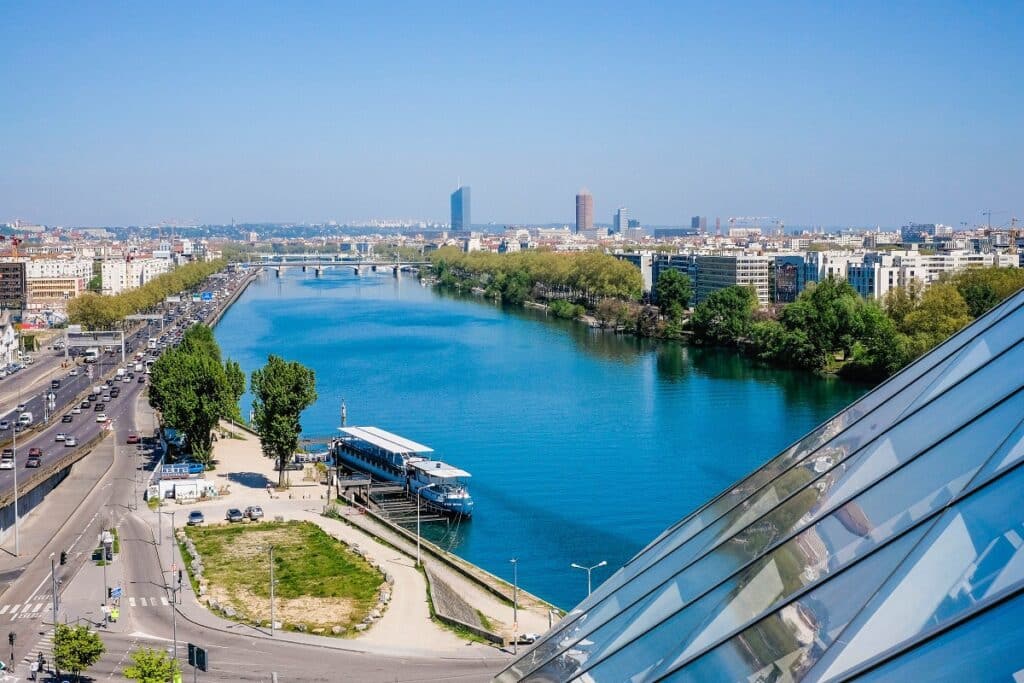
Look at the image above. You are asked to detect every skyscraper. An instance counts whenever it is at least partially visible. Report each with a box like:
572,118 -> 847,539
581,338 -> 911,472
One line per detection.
576,189 -> 593,234
691,215 -> 707,232
613,207 -> 628,234
450,186 -> 471,232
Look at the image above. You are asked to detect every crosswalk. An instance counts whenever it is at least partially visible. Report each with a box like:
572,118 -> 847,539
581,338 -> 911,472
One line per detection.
20,627 -> 54,670
0,596 -> 171,621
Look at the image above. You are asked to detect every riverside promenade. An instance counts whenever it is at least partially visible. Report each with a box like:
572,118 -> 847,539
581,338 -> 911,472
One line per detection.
158,422 -> 555,656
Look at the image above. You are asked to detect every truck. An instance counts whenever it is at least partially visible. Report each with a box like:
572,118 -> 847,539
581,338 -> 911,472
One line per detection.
134,362 -> 144,373
17,411 -> 33,426
84,347 -> 100,363
147,338 -> 157,350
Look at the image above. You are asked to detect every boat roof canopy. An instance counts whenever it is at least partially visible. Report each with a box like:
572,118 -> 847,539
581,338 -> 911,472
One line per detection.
410,460 -> 471,478
338,426 -> 434,454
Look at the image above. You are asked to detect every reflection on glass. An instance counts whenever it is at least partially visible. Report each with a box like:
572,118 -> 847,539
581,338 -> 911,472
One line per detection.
811,462 -> 1024,681
549,395 -> 1024,681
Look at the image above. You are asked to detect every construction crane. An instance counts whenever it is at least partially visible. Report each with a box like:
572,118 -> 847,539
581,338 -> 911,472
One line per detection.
981,209 -> 1007,233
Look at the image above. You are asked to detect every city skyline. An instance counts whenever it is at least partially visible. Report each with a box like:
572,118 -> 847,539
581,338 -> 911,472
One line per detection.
1,3 -> 1021,228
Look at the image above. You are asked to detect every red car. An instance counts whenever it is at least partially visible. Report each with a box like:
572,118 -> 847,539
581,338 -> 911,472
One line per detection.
126,434 -> 140,445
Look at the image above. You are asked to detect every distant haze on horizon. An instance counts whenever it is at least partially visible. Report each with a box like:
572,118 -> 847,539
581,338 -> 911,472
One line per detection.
1,2 -> 1021,229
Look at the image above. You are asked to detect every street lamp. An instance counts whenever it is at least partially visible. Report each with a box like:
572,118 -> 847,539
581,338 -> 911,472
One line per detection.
415,483 -> 436,567
11,421 -> 19,556
510,558 -> 519,654
570,560 -> 608,597
49,552 -> 58,624
268,546 -> 278,636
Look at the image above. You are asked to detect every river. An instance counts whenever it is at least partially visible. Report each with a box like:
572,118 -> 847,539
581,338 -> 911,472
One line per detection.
214,268 -> 868,609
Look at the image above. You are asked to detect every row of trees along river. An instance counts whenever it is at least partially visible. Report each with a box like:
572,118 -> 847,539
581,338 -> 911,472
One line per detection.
428,246 -> 1024,382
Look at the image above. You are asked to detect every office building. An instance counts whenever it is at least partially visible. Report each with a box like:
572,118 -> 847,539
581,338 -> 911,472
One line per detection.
576,189 -> 593,234
498,289 -> 1024,682
691,215 -> 707,232
450,186 -> 471,232
0,261 -> 26,310
613,207 -> 628,235
695,254 -> 771,305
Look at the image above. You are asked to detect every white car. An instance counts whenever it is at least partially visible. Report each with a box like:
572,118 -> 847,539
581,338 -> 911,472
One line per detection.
55,433 -> 67,442
0,459 -> 12,470
96,413 -> 108,422
71,407 -> 82,414
68,368 -> 79,376
64,436 -> 77,447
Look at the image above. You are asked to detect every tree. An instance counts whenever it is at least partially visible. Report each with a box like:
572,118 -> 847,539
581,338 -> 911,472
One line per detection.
123,647 -> 181,683
654,269 -> 693,314
251,355 -> 318,487
148,324 -> 240,465
690,286 -> 758,346
53,623 -> 104,680
900,282 -> 972,357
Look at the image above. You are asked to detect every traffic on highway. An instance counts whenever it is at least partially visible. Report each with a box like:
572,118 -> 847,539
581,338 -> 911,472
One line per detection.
0,269 -> 252,501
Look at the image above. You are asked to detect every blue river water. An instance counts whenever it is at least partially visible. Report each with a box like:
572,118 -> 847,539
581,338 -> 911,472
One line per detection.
214,268 -> 868,609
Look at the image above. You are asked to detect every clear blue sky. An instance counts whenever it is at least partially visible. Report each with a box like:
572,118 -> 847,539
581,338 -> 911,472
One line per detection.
2,1 -> 1021,228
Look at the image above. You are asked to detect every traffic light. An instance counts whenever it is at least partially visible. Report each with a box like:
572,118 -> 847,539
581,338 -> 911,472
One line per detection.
107,587 -> 113,599
178,569 -> 183,585
7,632 -> 14,646
60,551 -> 67,565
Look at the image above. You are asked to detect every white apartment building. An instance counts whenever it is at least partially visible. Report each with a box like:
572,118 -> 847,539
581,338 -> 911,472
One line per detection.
24,258 -> 92,280
101,257 -> 173,295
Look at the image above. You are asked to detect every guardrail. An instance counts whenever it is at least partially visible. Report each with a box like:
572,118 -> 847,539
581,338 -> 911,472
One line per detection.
0,428 -> 109,509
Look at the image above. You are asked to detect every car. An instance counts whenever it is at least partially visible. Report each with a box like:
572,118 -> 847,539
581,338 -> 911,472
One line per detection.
0,458 -> 12,470
51,379 -> 61,389
62,414 -> 73,423
68,368 -> 78,376
138,375 -> 146,383
0,421 -> 9,430
86,393 -> 97,401
110,387 -> 120,397
55,433 -> 67,442
72,406 -> 82,414
94,403 -> 105,411
95,413 -> 107,422
104,379 -> 113,386
126,434 -> 140,444
244,506 -> 264,521
15,403 -> 25,412
187,511 -> 205,526
225,508 -> 244,523
101,395 -> 111,402
28,447 -> 41,457
64,436 -> 77,447
516,633 -> 540,645
26,454 -> 41,468
122,375 -> 132,384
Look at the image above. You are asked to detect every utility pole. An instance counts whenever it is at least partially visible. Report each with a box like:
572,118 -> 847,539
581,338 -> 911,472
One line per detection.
510,558 -> 518,655
12,423 -> 18,556
50,553 -> 58,624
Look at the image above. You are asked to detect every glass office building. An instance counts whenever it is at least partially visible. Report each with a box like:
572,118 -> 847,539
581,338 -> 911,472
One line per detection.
451,186 -> 471,232
498,288 -> 1024,682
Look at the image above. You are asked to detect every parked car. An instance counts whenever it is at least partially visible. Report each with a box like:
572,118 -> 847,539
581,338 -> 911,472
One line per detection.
126,434 -> 140,444
225,508 -> 244,523
64,436 -> 77,447
62,414 -> 73,423
187,511 -> 205,526
244,506 -> 264,521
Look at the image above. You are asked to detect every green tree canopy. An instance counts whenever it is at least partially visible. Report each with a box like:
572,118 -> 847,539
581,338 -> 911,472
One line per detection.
655,269 -> 693,315
123,647 -> 181,683
690,286 -> 758,346
148,324 -> 241,465
53,623 -> 105,679
950,266 -> 1024,318
251,355 -> 318,487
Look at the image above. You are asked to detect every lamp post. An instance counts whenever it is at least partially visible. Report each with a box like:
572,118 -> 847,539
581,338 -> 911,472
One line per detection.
510,558 -> 519,654
269,545 -> 276,636
49,553 -> 58,624
570,560 -> 608,597
415,483 -> 436,567
11,420 -> 18,556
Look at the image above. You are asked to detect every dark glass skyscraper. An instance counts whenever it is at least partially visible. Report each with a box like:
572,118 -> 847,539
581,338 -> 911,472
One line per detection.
450,186 -> 471,232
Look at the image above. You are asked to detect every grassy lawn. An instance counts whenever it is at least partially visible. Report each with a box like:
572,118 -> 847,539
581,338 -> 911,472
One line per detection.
183,520 -> 383,634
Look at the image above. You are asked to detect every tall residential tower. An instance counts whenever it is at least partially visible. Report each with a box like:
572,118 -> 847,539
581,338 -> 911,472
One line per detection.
576,189 -> 593,234
450,185 -> 471,231
613,207 -> 628,234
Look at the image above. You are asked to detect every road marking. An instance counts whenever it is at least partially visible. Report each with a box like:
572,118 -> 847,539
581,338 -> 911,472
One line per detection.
139,597 -> 147,606
160,597 -> 169,606
128,597 -> 136,607
9,604 -> 19,613
0,606 -> 9,614
29,602 -> 41,613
